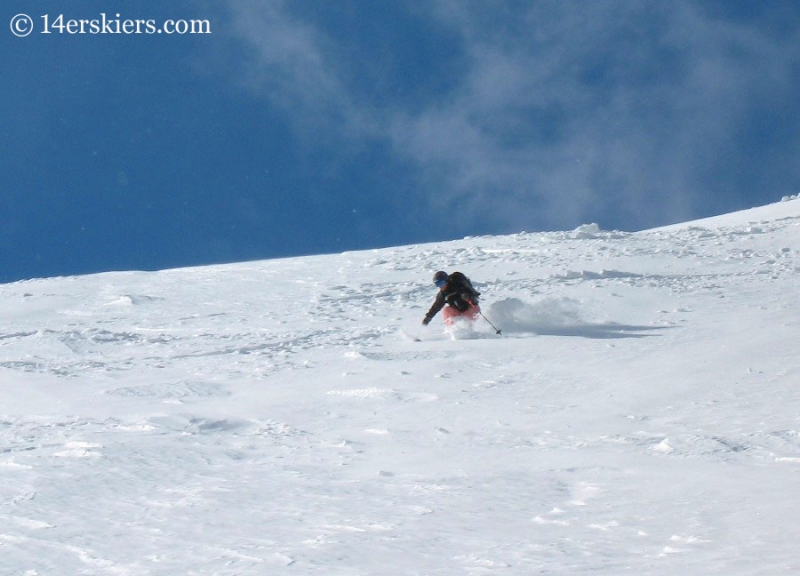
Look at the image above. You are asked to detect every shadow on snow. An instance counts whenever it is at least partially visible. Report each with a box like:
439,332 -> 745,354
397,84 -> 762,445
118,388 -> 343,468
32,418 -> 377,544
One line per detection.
487,298 -> 670,340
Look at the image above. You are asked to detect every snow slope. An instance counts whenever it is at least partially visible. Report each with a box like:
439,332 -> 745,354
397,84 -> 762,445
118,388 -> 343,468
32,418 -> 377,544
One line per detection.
1,199 -> 799,575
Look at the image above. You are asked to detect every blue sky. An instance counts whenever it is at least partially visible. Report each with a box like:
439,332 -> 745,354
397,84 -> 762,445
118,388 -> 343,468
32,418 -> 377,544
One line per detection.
2,1 -> 799,283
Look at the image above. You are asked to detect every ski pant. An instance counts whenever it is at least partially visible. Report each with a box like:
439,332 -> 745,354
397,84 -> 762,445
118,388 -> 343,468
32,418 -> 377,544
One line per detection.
443,303 -> 480,326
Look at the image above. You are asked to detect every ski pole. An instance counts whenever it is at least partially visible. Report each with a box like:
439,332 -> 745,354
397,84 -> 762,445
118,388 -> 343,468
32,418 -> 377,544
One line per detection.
466,298 -> 501,335
480,310 -> 502,335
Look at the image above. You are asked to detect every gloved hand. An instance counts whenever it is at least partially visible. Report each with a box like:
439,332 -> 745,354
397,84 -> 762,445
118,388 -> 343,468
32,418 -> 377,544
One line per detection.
422,316 -> 431,326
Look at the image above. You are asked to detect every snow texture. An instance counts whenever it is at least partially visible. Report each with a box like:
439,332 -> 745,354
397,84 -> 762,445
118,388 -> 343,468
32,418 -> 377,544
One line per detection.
2,199 -> 800,575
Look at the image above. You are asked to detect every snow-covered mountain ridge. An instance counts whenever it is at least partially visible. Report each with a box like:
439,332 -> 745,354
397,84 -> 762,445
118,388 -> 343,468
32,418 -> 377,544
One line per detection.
1,199 -> 799,575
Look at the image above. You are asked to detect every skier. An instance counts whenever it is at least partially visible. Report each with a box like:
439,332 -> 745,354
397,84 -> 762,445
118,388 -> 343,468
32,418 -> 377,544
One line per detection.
422,271 -> 481,327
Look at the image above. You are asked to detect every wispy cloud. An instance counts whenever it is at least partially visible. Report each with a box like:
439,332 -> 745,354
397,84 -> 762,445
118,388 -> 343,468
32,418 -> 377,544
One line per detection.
219,0 -> 800,232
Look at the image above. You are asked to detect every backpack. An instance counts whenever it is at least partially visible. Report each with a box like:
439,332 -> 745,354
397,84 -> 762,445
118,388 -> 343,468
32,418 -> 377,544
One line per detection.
447,272 -> 480,310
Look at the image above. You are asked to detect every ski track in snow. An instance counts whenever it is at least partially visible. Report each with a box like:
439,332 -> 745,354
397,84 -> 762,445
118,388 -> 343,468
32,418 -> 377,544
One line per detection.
1,201 -> 799,574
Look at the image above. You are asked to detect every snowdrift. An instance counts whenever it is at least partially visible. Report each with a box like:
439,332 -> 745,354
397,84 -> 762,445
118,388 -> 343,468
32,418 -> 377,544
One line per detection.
1,198 -> 799,575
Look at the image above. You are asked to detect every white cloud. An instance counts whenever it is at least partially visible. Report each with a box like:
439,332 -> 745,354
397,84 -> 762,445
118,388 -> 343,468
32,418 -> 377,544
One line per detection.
223,0 -> 379,145
220,1 -> 800,231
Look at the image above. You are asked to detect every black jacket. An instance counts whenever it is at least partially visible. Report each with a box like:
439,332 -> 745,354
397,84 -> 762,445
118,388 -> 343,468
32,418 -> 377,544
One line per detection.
424,272 -> 480,322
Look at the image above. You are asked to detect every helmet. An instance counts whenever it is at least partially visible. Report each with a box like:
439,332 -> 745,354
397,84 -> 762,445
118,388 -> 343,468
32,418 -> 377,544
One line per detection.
433,271 -> 448,285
